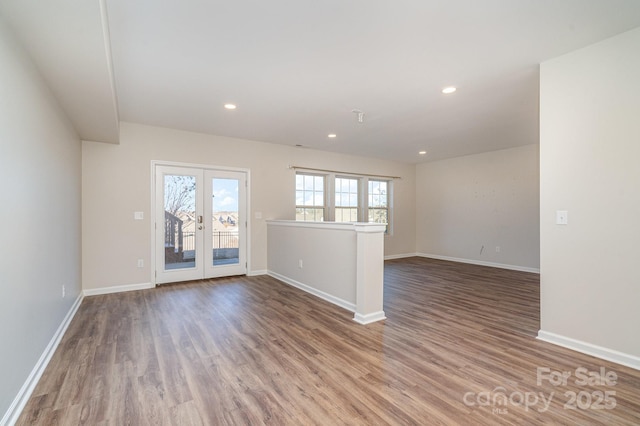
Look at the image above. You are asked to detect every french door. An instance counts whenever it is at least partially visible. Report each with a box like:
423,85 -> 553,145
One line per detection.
155,165 -> 247,284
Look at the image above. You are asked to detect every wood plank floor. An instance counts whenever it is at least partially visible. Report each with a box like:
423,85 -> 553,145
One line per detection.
17,257 -> 640,425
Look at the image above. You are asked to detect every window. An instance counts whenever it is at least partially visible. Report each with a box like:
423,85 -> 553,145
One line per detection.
295,174 -> 325,221
295,171 -> 392,231
335,177 -> 359,222
368,180 -> 388,227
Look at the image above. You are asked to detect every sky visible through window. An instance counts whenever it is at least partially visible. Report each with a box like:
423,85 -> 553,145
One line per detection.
164,175 -> 238,214
368,180 -> 387,207
213,178 -> 239,212
296,174 -> 324,206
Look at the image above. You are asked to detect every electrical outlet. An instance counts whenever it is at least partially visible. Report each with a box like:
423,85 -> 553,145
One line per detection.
62,285 -> 66,298
298,259 -> 303,268
496,246 -> 501,253
137,259 -> 144,268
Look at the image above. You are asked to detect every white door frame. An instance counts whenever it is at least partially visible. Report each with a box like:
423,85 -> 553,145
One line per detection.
151,160 -> 251,286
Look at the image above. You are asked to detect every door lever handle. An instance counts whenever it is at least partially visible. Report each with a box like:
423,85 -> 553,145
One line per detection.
197,215 -> 203,224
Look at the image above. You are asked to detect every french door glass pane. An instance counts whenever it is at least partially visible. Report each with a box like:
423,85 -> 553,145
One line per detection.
164,175 -> 196,270
212,178 -> 240,266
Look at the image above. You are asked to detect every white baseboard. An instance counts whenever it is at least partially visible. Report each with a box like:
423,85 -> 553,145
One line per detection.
1,293 -> 84,426
353,311 -> 386,325
83,282 -> 154,296
248,269 -> 268,276
416,252 -> 540,274
384,253 -> 418,260
537,330 -> 640,371
267,271 -> 356,313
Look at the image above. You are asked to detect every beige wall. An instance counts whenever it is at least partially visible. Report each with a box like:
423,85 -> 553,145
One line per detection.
267,221 -> 358,307
0,18 -> 81,420
415,145 -> 540,271
82,122 -> 416,291
539,28 -> 640,360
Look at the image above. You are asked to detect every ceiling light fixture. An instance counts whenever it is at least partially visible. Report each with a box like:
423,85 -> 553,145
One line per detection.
328,134 -> 337,138
442,87 -> 457,94
224,103 -> 237,110
419,150 -> 427,155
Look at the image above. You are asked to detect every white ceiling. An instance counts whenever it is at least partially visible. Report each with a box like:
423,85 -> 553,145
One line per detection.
2,1 -> 640,163
0,0 -> 119,144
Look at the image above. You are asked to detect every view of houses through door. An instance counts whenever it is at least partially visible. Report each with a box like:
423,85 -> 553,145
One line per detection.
155,164 -> 247,284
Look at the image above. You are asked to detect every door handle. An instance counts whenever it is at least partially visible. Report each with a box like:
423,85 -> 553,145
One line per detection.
197,215 -> 203,223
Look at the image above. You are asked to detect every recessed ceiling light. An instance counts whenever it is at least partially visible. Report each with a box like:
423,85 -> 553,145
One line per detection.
328,134 -> 337,138
224,103 -> 237,110
442,87 -> 457,94
419,150 -> 427,155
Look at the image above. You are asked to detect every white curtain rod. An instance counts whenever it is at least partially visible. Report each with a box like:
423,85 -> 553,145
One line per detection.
288,165 -> 401,180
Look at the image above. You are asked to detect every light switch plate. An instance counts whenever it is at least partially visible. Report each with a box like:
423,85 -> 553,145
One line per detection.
134,211 -> 144,220
556,210 -> 568,225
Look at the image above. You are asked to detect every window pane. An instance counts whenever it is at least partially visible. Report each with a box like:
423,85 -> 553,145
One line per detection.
336,177 -> 358,212
297,207 -> 323,221
164,174 -> 197,270
304,192 -> 314,206
304,175 -> 314,190
309,208 -> 324,221
368,208 -> 387,224
335,207 -> 357,223
211,178 -> 240,266
296,173 -> 325,221
368,180 -> 389,231
368,180 -> 388,208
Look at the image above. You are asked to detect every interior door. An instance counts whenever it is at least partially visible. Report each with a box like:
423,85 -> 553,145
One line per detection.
155,165 -> 247,284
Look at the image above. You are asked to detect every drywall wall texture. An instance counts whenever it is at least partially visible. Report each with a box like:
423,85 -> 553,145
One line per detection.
0,18 -> 82,419
540,27 -> 640,358
82,122 -> 416,291
415,144 -> 540,270
267,221 -> 358,306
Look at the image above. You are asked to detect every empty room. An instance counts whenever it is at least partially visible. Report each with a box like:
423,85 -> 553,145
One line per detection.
1,1 -> 640,424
